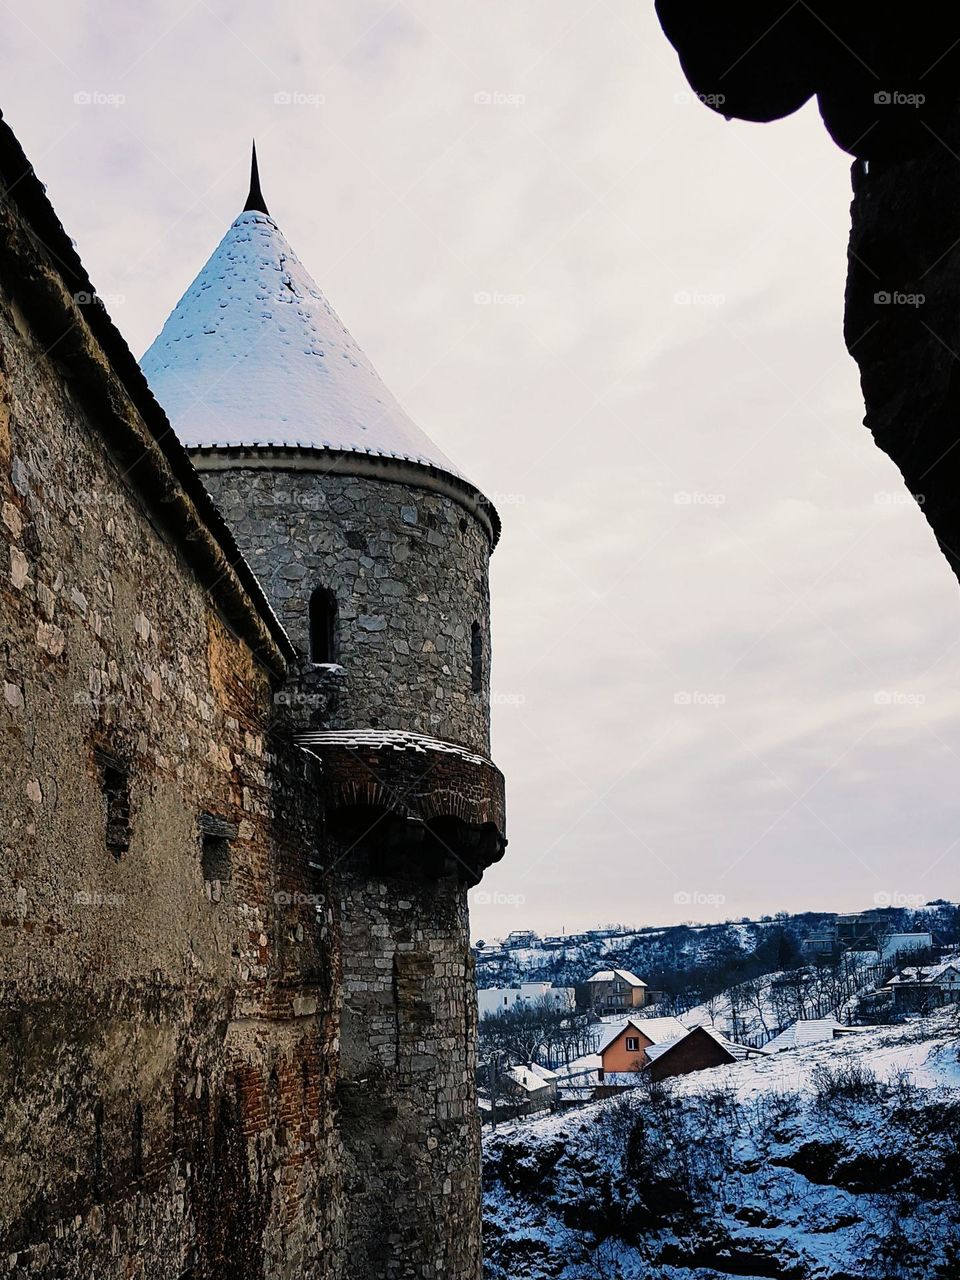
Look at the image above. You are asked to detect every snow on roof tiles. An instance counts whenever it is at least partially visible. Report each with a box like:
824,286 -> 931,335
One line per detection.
587,969 -> 647,986
763,1018 -> 848,1053
295,728 -> 491,767
598,1015 -> 688,1053
645,1025 -> 763,1064
503,1065 -> 555,1093
140,209 -> 467,480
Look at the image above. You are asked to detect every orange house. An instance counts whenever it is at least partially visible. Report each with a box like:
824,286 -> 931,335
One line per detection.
597,1016 -> 688,1075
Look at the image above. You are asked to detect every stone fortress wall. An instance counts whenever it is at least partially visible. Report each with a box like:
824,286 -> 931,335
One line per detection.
0,112 -> 504,1280
193,453 -> 499,1280
0,231 -> 341,1277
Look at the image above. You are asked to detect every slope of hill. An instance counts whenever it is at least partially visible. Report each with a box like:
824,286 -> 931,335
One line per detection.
476,904 -> 960,1025
483,1012 -> 960,1279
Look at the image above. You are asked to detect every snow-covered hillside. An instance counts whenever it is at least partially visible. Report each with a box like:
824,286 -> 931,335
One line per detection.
483,1012 -> 960,1279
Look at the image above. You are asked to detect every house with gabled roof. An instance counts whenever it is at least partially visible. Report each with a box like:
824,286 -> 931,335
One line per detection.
644,1025 -> 767,1082
597,1015 -> 689,1074
586,968 -> 649,1012
888,957 -> 960,1012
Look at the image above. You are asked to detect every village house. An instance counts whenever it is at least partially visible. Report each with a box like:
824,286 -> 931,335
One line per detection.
879,932 -> 934,962
598,1016 -> 688,1072
644,1025 -> 765,1083
477,983 -> 576,1018
481,1063 -> 559,1122
888,958 -> 960,1012
501,1063 -> 558,1107
802,909 -> 897,958
552,1015 -> 687,1103
586,968 -> 650,1012
503,929 -> 540,949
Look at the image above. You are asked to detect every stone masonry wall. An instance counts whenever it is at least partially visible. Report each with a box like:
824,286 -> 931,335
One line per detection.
195,458 -> 494,1280
195,463 -> 492,755
0,280 -> 340,1278
335,866 -> 481,1280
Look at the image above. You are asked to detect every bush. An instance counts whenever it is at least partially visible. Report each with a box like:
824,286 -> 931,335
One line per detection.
811,1059 -> 884,1108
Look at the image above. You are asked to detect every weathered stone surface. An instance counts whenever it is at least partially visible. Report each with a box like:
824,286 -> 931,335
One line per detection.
195,462 -> 492,753
0,279 -> 341,1275
193,458 -> 499,1279
1,110 -> 502,1280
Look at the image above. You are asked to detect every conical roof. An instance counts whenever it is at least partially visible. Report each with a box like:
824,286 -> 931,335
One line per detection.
140,154 -> 464,479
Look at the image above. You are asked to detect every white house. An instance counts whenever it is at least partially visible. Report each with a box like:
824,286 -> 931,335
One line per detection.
879,931 -> 934,962
477,983 -> 576,1018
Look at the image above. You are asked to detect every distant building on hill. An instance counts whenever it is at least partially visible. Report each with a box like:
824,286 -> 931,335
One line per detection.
802,909 -> 896,958
888,958 -> 960,1012
503,929 -> 540,949
879,932 -> 934,962
477,983 -> 576,1018
586,969 -> 649,1012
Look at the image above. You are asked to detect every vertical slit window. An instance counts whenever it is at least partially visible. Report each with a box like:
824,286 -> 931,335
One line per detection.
309,587 -> 338,664
200,813 -> 237,890
471,621 -> 483,694
95,750 -> 130,858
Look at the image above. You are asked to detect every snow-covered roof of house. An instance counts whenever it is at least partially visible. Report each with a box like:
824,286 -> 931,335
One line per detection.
503,1065 -> 556,1094
645,1025 -> 763,1065
553,1054 -> 601,1086
598,1015 -> 688,1054
764,1018 -> 852,1053
888,958 -> 960,986
587,969 -> 647,987
525,1063 -> 558,1083
140,148 -> 469,483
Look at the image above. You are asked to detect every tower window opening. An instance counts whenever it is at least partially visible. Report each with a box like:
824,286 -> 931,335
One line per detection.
132,1102 -> 144,1176
471,621 -> 483,695
309,587 -> 338,664
95,749 -> 130,858
200,812 -> 237,887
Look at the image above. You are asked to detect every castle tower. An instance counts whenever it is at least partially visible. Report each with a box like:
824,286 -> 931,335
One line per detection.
141,147 -> 506,1280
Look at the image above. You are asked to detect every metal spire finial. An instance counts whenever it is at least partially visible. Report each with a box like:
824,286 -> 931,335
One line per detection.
243,139 -> 269,215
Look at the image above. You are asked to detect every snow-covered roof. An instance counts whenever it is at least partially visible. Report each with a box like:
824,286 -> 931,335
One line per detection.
295,728 -> 491,767
598,1015 -> 688,1054
888,958 -> 960,986
645,1025 -> 763,1065
587,969 -> 647,987
764,1018 -> 851,1053
525,1063 -> 559,1083
504,1064 -> 557,1093
553,1054 -> 601,1085
140,193 -> 468,480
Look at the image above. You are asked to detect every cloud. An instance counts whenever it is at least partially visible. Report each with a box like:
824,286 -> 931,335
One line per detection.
4,0 -> 958,935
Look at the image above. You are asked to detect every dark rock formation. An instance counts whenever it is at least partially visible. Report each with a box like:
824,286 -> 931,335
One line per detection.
656,4 -> 960,588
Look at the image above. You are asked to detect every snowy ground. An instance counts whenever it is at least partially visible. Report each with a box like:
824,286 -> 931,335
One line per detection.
483,1011 -> 960,1279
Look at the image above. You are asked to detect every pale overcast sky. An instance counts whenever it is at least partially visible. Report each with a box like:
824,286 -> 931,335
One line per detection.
4,1 -> 960,938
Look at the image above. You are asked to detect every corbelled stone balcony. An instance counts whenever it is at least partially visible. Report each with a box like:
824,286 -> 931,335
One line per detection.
296,728 -> 506,885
